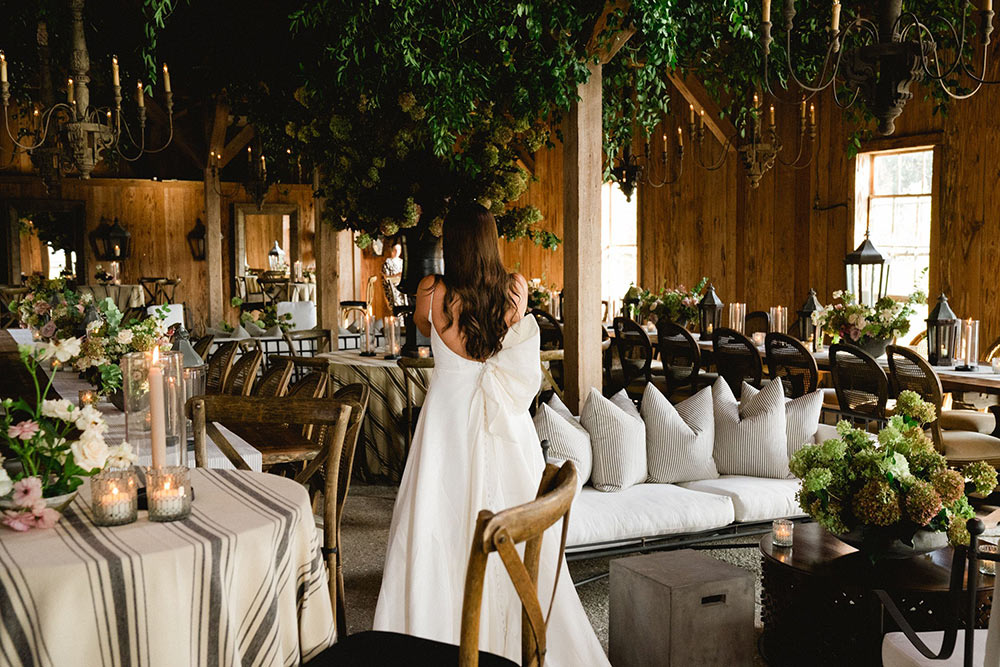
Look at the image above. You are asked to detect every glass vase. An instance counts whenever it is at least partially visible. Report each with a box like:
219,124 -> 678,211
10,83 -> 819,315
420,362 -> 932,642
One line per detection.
122,349 -> 187,468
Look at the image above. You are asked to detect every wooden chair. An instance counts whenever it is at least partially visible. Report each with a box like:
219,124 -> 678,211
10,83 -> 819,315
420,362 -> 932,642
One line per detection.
765,332 -> 819,398
829,343 -> 890,427
223,346 -> 263,396
539,349 -> 565,401
612,316 -> 665,400
283,328 -> 332,357
192,334 -> 214,361
288,370 -> 330,400
887,345 -> 1000,467
205,340 -> 239,394
259,276 -> 292,306
311,461 -> 578,667
398,356 -> 434,455
745,310 -> 771,337
254,360 -> 294,398
0,287 -> 28,328
712,327 -> 763,396
530,309 -> 563,351
238,275 -> 267,311
656,319 -> 717,399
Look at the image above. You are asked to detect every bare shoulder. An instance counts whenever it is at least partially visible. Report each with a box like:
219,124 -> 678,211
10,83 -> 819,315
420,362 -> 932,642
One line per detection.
418,274 -> 438,293
510,273 -> 529,316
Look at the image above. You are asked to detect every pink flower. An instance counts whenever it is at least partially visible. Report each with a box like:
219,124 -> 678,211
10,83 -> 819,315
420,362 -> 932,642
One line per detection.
33,301 -> 50,315
76,304 -> 85,314
7,420 -> 40,441
12,477 -> 42,508
2,511 -> 36,532
30,501 -> 60,529
40,321 -> 57,338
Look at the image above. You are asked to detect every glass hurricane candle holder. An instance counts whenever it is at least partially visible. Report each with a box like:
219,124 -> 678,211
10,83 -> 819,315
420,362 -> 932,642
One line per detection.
417,346 -> 431,359
957,319 -> 979,372
772,519 -> 794,548
980,542 -> 997,576
360,313 -> 376,357
122,350 -> 186,468
91,469 -> 138,526
147,466 -> 191,522
769,306 -> 788,334
383,315 -> 401,360
728,303 -> 746,334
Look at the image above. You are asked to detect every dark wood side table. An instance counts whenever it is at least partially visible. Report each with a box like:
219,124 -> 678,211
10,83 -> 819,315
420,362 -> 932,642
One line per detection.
759,522 -> 994,666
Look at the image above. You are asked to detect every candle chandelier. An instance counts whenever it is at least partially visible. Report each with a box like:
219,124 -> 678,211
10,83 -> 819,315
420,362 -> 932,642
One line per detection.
610,126 -> 685,201
0,0 -> 174,192
760,0 -> 997,136
687,95 -> 816,188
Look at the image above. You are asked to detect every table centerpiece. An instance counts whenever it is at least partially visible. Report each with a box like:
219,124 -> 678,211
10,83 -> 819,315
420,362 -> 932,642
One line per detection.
812,289 -> 925,358
623,277 -> 707,327
15,276 -> 94,342
791,390 -> 998,560
230,298 -> 294,336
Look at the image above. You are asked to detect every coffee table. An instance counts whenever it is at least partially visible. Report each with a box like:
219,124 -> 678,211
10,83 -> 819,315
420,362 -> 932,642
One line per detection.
759,522 -> 994,666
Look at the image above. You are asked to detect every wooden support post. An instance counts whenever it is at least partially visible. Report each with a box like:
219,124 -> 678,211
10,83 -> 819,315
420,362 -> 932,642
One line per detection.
314,169 -> 341,330
563,62 -> 604,414
203,166 -> 224,328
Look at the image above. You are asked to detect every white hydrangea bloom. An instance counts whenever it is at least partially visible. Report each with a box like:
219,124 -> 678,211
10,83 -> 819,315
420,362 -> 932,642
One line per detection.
41,399 -> 76,422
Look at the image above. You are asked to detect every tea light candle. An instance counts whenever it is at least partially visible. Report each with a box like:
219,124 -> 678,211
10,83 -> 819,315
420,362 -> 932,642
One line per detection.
980,542 -> 998,576
78,390 -> 98,408
91,470 -> 138,526
147,467 -> 191,522
417,346 -> 431,359
752,331 -> 766,347
772,518 -> 794,548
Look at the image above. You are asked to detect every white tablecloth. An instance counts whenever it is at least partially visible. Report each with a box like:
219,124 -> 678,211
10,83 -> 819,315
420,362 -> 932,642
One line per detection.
0,468 -> 335,666
78,284 -> 145,311
291,282 -> 316,302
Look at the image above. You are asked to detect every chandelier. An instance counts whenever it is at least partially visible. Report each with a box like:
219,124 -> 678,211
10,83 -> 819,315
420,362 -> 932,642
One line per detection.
760,0 -> 997,136
0,0 -> 174,191
244,142 -> 270,210
687,94 -> 816,188
610,126 -> 685,201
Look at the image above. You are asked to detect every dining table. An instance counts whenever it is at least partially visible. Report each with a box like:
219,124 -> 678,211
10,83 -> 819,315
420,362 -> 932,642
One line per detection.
78,283 -> 145,312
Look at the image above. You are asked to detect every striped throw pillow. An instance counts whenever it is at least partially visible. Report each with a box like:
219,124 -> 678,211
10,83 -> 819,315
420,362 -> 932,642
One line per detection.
641,384 -> 718,484
581,388 -> 647,492
712,377 -> 790,478
741,382 -> 824,459
533,402 -> 592,488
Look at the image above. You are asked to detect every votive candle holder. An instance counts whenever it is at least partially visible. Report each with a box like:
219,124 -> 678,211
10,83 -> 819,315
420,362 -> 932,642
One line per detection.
772,519 -> 794,548
980,542 -> 998,576
147,466 -> 192,522
91,469 -> 138,526
78,389 -> 98,408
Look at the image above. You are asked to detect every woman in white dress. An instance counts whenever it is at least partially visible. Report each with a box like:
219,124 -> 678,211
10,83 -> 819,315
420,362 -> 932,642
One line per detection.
373,203 -> 609,665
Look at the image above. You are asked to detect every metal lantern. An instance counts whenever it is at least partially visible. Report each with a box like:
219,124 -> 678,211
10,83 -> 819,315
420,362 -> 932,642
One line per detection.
91,218 -> 131,261
926,293 -> 960,367
698,283 -> 724,341
797,288 -> 823,346
844,233 -> 888,307
187,219 -> 206,261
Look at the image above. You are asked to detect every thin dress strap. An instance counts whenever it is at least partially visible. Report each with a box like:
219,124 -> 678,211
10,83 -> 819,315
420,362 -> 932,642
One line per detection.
428,283 -> 434,322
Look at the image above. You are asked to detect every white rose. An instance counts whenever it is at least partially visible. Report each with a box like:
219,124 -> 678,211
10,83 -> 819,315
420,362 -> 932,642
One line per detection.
41,399 -> 76,422
0,468 -> 12,498
832,290 -> 843,299
74,405 -> 107,433
116,329 -> 134,345
71,430 -> 109,471
54,337 -> 82,362
105,442 -> 138,470
87,320 -> 102,333
34,342 -> 56,361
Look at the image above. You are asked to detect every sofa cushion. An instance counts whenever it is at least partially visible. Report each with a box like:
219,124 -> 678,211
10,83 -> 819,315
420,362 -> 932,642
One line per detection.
581,389 -> 647,492
567,483 -> 735,549
641,384 -> 717,484
712,378 -> 790,478
940,409 -> 996,434
533,403 -> 591,488
679,475 -> 805,522
941,431 -> 1000,466
742,383 -> 824,458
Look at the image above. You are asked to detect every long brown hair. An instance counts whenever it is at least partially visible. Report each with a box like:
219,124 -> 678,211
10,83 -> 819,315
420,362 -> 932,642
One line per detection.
435,203 -> 517,360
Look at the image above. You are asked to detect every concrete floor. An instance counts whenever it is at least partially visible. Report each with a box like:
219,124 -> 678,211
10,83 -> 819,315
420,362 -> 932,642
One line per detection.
337,484 -> 767,664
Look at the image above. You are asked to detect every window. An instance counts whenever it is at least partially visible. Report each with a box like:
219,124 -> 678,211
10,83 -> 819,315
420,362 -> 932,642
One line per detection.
854,147 -> 933,334
601,182 -> 638,311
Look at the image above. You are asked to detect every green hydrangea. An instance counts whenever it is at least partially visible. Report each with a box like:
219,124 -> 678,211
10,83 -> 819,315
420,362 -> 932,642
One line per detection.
903,480 -> 942,526
853,478 -> 902,527
803,467 -> 833,493
948,518 -> 970,547
964,461 -> 998,495
379,219 -> 400,237
896,390 -> 937,425
428,216 -> 444,237
355,232 -> 373,249
930,468 -> 965,505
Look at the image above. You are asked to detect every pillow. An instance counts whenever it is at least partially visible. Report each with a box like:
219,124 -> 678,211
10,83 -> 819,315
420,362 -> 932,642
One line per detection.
712,378 -> 789,478
580,389 -> 647,492
545,392 -> 580,424
641,384 -> 718,484
533,403 -> 592,488
741,383 -> 824,459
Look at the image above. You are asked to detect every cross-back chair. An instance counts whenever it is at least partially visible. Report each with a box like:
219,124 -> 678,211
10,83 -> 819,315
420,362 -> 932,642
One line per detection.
192,334 -> 215,360
612,316 -> 664,400
205,340 -> 239,394
284,328 -> 332,358
744,310 -> 771,337
223,346 -> 263,396
310,461 -> 578,667
656,319 -> 716,399
254,360 -> 294,398
0,287 -> 28,328
712,327 -> 764,396
765,332 -> 819,398
829,343 -> 890,427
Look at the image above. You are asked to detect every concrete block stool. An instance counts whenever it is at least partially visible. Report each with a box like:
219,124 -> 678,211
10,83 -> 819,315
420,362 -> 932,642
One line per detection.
609,549 -> 754,667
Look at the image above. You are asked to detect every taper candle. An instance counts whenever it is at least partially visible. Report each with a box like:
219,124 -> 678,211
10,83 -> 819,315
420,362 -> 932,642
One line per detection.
162,63 -> 171,93
832,0 -> 842,32
0,52 -> 7,84
763,0 -> 772,24
111,55 -> 119,87
136,80 -> 144,108
67,78 -> 74,104
148,347 -> 167,469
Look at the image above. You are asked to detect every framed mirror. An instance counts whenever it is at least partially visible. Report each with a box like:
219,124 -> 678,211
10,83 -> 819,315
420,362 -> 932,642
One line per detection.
0,199 -> 87,285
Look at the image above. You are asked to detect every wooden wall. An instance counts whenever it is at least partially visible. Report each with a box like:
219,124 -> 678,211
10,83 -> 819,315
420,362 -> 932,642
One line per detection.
639,59 -> 1000,347
243,213 -> 289,271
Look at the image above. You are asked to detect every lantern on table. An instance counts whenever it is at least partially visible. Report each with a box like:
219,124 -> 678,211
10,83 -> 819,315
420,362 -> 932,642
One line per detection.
844,232 -> 888,307
926,293 -> 960,367
797,288 -> 823,349
698,284 -> 723,341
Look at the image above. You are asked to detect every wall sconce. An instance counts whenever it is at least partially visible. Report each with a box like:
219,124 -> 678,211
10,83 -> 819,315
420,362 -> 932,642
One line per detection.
187,218 -> 206,261
90,217 -> 131,260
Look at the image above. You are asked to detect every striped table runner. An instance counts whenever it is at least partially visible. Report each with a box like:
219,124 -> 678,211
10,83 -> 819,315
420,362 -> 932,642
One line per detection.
0,469 -> 334,667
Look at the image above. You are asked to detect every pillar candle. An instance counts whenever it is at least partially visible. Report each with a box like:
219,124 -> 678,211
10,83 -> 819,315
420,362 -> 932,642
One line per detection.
112,55 -> 119,87
148,347 -> 167,468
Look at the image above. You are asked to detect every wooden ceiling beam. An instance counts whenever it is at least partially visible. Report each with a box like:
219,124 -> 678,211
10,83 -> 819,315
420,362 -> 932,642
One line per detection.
218,124 -> 255,169
587,1 -> 635,64
209,97 -> 231,156
145,98 -> 205,170
665,71 -> 736,147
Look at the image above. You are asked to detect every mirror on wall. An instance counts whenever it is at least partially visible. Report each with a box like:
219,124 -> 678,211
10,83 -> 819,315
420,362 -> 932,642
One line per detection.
0,199 -> 86,285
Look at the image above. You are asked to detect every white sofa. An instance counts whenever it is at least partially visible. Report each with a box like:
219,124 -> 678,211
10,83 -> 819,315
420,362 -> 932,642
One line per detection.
564,423 -> 838,556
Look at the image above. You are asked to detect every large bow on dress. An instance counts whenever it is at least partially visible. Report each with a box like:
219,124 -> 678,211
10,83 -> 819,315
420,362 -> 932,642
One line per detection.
475,316 -> 542,447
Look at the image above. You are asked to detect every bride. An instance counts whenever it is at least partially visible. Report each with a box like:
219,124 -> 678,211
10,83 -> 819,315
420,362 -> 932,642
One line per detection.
373,203 -> 609,665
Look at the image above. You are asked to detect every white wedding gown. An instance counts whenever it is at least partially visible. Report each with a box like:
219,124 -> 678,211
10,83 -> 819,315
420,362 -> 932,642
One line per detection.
373,295 -> 610,666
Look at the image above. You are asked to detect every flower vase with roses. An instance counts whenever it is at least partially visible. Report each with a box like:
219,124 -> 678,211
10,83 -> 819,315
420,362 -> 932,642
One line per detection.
812,289 -> 926,357
14,276 -> 94,342
0,340 -> 115,530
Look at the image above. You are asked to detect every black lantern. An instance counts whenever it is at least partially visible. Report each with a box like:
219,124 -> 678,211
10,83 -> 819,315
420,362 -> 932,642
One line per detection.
91,218 -> 131,261
926,293 -> 960,367
698,283 -> 723,341
844,232 -> 888,307
187,218 -> 206,261
797,288 -> 823,347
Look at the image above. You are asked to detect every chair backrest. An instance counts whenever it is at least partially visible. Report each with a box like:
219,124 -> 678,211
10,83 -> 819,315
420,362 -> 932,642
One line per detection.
745,310 -> 771,336
459,461 -> 578,667
365,275 -> 378,308
206,340 -> 239,394
223,347 -> 263,396
530,309 -> 563,351
712,327 -> 763,395
765,332 -> 820,398
283,327 -> 332,356
254,360 -> 294,398
984,335 -> 1000,363
0,287 -> 28,328
612,316 -> 654,387
655,319 -> 701,392
192,334 -> 214,360
829,343 -> 890,422
329,384 -> 370,516
887,344 -> 945,449
287,370 -> 329,399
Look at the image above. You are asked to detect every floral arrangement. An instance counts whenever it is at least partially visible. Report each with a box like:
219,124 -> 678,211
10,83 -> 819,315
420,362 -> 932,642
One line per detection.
14,277 -> 93,342
230,298 -> 294,333
527,278 -> 553,311
94,265 -> 114,284
623,277 -> 708,325
73,300 -> 170,395
0,341 -> 112,530
791,390 -> 998,556
812,289 -> 926,344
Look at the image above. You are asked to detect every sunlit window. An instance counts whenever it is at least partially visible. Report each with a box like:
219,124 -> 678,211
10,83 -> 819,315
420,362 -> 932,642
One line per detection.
854,147 -> 933,336
601,182 -> 637,308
